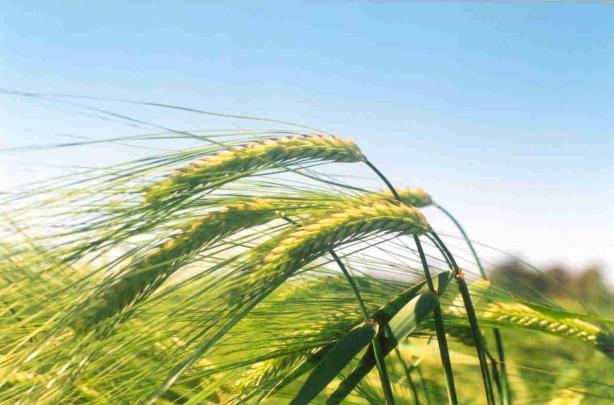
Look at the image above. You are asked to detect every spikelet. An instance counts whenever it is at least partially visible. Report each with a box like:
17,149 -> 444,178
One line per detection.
234,199 -> 431,302
72,199 -> 282,333
145,135 -> 365,202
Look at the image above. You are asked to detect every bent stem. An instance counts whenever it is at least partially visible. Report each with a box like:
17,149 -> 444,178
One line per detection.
281,214 -> 395,405
329,250 -> 395,405
493,329 -> 510,405
364,159 -> 458,405
486,351 -> 503,405
429,231 -> 495,405
414,235 -> 458,405
436,204 -> 510,404
364,160 -> 400,200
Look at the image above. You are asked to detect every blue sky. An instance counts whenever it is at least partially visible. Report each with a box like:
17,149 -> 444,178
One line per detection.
1,2 -> 613,279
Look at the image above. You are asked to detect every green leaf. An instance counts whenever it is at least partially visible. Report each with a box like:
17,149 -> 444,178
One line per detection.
258,347 -> 328,402
386,292 -> 439,346
267,274 -> 451,402
373,271 -> 451,324
434,270 -> 454,296
327,292 -> 439,404
290,322 -> 378,405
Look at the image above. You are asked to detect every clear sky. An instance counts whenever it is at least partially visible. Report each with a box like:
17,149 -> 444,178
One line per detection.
1,2 -> 613,280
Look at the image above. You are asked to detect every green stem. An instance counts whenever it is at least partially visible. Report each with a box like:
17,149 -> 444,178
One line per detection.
394,347 -> 420,405
430,231 -> 495,405
415,235 -> 458,405
364,160 -> 401,200
363,159 -> 457,405
280,213 -> 395,405
329,250 -> 396,405
280,213 -> 394,405
487,352 -> 503,405
494,329 -> 511,405
435,205 -> 486,279
436,205 -> 511,404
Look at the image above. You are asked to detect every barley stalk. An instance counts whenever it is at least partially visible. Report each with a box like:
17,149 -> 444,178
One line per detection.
435,204 -> 512,405
145,135 -> 365,202
429,232 -> 496,405
363,159 -> 459,405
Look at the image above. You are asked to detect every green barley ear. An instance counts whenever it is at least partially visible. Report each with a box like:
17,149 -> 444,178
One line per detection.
233,199 -> 432,302
145,135 -> 365,202
447,280 -> 613,359
74,190 -> 433,333
259,199 -> 430,271
71,199 -> 283,333
480,301 -> 613,358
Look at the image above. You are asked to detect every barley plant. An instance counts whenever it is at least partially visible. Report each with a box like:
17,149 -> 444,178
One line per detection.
0,99 -> 612,404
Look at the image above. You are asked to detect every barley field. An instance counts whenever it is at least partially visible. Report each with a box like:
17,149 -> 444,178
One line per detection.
1,104 -> 612,403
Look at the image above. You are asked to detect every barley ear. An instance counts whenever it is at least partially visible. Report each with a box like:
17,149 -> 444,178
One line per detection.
145,135 -> 365,202
72,199 -> 282,333
232,199 -> 431,303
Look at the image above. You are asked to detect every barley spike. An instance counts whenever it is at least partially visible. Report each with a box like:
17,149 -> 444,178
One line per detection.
72,199 -> 283,333
145,135 -> 365,202
235,199 -> 431,301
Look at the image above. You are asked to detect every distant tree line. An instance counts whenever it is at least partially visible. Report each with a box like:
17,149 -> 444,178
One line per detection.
490,261 -> 613,308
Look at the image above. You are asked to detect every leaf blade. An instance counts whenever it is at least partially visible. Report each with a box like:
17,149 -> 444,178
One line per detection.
290,322 -> 378,405
328,292 -> 439,404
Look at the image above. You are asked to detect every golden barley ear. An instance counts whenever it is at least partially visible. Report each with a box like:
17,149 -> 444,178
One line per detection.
145,135 -> 365,202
